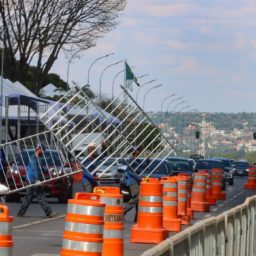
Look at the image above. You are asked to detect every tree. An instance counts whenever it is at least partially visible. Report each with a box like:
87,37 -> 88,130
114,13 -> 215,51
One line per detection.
0,0 -> 126,94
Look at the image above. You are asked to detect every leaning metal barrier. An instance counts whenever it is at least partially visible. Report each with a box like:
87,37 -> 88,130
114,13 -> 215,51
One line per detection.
1,83 -> 176,194
38,85 -> 176,177
140,194 -> 256,256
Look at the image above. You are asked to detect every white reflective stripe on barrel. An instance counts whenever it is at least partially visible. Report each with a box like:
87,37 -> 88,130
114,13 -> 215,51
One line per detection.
0,222 -> 12,235
164,183 -> 177,188
62,239 -> 102,252
178,181 -> 187,185
100,197 -> 123,206
139,196 -> 162,203
139,206 -> 162,213
0,248 -> 11,256
165,192 -> 177,197
103,229 -> 123,239
194,182 -> 206,186
192,188 -> 205,193
178,197 -> 187,202
163,201 -> 177,206
68,204 -> 104,216
212,182 -> 222,186
195,175 -> 206,180
178,189 -> 187,194
206,185 -> 212,188
65,221 -> 103,234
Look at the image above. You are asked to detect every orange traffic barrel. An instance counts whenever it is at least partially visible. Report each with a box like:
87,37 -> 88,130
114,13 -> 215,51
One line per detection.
0,205 -> 13,256
191,172 -> 210,212
60,193 -> 105,256
177,176 -> 190,225
160,176 -> 181,232
131,178 -> 167,244
211,168 -> 226,200
94,186 -> 124,256
244,167 -> 256,189
178,173 -> 194,220
205,170 -> 217,205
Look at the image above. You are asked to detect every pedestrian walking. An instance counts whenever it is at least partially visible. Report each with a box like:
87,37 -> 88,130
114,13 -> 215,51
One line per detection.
17,144 -> 56,218
81,143 -> 99,192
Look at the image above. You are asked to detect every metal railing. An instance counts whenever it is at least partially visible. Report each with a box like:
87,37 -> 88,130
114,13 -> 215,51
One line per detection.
141,195 -> 256,256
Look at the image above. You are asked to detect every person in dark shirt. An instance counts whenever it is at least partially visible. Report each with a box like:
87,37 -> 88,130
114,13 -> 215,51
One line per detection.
81,143 -> 99,192
0,147 -> 7,184
17,144 -> 56,218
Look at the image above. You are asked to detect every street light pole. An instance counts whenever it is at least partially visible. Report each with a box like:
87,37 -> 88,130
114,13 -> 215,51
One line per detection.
142,84 -> 163,110
160,93 -> 176,124
0,30 -> 4,143
87,53 -> 114,86
99,60 -> 123,105
135,79 -> 156,102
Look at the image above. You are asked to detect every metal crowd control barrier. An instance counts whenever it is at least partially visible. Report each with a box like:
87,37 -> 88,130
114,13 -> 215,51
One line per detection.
0,130 -> 73,193
38,85 -> 176,178
0,83 -> 176,194
140,195 -> 256,256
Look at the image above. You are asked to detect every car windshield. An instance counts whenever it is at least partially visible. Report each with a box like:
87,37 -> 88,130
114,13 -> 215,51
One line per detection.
168,159 -> 193,171
234,162 -> 249,168
16,150 -> 63,167
101,158 -> 118,167
143,160 -> 171,175
195,160 -> 222,169
221,160 -> 232,167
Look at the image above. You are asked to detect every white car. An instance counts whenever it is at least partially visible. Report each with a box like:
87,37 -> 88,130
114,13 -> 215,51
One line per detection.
95,158 -> 126,179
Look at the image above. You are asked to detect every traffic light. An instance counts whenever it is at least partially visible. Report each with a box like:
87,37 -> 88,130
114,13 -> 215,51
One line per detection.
195,131 -> 200,139
253,132 -> 256,140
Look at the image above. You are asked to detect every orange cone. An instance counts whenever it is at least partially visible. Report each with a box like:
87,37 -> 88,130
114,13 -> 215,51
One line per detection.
0,205 -> 13,255
94,187 -> 124,256
160,176 -> 181,232
191,172 -> 210,212
131,178 -> 167,244
244,167 -> 256,190
60,193 -> 105,256
212,168 -> 226,200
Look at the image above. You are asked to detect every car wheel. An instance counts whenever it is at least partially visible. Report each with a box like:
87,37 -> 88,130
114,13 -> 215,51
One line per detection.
58,186 -> 73,204
6,193 -> 20,202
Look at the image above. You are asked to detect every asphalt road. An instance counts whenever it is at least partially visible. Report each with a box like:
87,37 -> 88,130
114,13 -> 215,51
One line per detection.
5,176 -> 256,256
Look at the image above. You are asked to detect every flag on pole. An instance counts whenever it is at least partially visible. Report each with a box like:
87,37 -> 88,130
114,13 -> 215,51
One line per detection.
125,62 -> 139,91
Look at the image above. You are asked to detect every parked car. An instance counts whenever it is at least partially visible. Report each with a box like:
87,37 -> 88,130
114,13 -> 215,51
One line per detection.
232,160 -> 250,176
167,157 -> 195,176
194,158 -> 226,189
95,158 -> 124,179
6,149 -> 73,203
139,158 -> 173,179
212,157 -> 234,185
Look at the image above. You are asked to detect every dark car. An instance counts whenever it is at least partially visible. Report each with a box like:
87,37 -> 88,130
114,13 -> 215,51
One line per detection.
139,158 -> 173,179
167,157 -> 195,176
232,160 -> 250,176
194,158 -> 226,189
7,149 -> 73,203
212,157 -> 234,185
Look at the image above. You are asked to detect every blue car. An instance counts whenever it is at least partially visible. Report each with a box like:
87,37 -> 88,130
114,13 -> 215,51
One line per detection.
139,158 -> 173,179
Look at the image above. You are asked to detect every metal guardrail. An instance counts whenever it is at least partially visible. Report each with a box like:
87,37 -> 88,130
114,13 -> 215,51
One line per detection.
141,195 -> 256,256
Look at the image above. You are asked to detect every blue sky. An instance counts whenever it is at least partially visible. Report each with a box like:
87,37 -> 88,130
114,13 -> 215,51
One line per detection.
51,0 -> 256,113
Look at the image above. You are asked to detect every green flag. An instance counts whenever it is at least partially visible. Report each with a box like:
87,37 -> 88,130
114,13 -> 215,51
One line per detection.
125,62 -> 139,91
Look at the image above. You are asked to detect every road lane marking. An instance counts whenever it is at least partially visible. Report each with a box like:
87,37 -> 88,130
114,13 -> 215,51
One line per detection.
14,214 -> 65,230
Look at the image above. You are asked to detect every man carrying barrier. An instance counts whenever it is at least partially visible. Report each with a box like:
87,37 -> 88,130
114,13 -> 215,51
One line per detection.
17,144 -> 56,218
